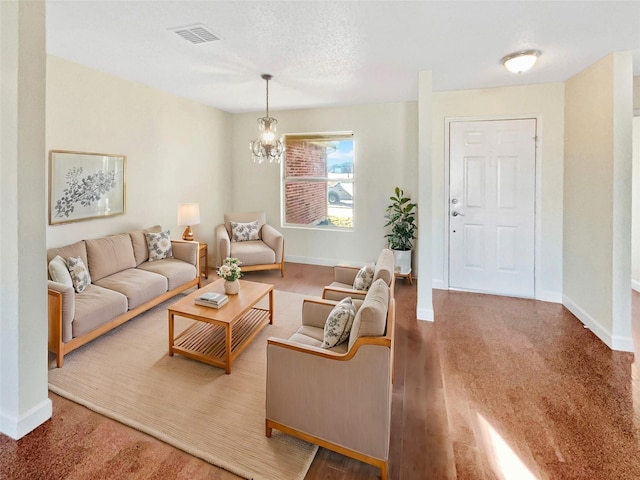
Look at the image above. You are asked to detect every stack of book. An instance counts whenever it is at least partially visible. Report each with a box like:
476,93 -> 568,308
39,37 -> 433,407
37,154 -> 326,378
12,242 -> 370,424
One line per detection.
194,291 -> 229,308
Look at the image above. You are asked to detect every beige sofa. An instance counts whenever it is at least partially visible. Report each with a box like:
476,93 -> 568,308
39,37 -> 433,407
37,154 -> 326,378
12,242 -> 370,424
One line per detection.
322,248 -> 395,301
47,226 -> 200,368
266,279 -> 395,479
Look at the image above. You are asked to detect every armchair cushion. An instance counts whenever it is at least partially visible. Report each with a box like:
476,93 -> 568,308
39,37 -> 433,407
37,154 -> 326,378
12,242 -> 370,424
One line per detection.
49,255 -> 73,287
353,263 -> 374,291
322,297 -> 356,348
230,220 -> 260,242
67,256 -> 91,293
145,230 -> 173,261
348,279 -> 389,350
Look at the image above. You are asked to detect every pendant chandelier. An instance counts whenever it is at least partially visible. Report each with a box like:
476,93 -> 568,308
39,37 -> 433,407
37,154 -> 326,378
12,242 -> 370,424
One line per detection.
249,74 -> 285,164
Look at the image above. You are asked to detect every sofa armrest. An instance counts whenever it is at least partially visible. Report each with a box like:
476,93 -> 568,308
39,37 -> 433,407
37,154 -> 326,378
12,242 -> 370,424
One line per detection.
261,223 -> 284,262
266,338 -> 392,461
322,285 -> 368,301
301,298 -> 339,329
171,240 -> 198,268
48,280 -> 75,367
215,224 -> 231,267
334,265 -> 360,284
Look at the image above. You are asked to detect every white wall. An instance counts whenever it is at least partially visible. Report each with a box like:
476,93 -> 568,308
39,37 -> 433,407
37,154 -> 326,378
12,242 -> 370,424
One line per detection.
563,52 -> 633,352
230,102 -> 418,268
0,0 -> 51,439
46,56 -> 232,265
431,83 -> 565,302
632,117 -> 640,291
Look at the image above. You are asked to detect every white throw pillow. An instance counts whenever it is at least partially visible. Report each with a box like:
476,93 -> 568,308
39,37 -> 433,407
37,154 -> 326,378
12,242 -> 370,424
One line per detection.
322,297 -> 356,349
353,263 -> 374,291
230,220 -> 260,242
67,256 -> 91,293
145,230 -> 173,261
48,255 -> 73,287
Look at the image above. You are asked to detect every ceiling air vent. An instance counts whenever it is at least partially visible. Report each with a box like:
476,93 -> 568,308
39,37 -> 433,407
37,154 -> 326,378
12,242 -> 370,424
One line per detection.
170,24 -> 221,44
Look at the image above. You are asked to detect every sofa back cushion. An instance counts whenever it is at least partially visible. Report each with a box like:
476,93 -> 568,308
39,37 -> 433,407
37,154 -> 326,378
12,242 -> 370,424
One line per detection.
85,233 -> 136,281
348,278 -> 390,350
224,212 -> 266,239
130,225 -> 162,265
47,240 -> 88,277
373,248 -> 395,286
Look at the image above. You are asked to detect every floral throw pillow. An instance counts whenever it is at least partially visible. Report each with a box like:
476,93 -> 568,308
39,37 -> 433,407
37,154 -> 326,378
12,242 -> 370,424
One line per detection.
67,256 -> 91,293
145,230 -> 173,261
322,297 -> 356,349
230,220 -> 260,242
353,263 -> 375,291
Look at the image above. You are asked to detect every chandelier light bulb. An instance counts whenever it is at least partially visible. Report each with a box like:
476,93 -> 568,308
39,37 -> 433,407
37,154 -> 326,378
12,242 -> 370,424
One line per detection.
249,74 -> 285,164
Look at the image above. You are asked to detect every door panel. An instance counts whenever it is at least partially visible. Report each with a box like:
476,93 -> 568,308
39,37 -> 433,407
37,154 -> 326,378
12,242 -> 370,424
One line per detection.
449,119 -> 536,297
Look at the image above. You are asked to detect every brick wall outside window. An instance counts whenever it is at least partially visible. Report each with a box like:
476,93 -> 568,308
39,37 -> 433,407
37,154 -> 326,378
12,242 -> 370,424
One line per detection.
284,142 -> 328,225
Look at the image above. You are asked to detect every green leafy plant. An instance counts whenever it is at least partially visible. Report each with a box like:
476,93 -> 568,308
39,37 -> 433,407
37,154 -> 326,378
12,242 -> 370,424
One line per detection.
384,187 -> 417,251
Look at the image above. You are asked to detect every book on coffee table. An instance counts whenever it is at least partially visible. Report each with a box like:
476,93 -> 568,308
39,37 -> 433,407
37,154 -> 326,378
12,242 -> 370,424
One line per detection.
195,291 -> 228,308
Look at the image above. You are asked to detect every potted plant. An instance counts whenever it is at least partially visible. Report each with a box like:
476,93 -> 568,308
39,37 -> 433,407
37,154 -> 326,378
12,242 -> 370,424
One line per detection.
384,187 -> 417,274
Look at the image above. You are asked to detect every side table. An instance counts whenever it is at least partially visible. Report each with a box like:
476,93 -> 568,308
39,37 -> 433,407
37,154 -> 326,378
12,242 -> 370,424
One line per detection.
199,242 -> 208,279
395,270 -> 413,285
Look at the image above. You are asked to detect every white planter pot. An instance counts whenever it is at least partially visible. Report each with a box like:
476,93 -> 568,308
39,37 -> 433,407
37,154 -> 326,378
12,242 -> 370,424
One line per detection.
392,249 -> 412,275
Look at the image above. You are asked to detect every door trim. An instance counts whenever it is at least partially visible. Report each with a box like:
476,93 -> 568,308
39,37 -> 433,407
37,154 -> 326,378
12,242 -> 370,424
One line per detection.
443,114 -> 543,299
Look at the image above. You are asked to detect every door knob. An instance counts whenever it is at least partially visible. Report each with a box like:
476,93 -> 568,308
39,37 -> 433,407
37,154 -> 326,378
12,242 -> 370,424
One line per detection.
451,198 -> 458,204
452,211 -> 464,217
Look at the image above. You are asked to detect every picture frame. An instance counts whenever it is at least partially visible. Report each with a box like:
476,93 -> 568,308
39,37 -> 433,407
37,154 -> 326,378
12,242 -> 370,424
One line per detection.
49,150 -> 126,225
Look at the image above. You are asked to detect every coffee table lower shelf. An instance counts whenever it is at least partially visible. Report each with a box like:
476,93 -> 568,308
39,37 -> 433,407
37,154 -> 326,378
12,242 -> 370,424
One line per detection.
171,308 -> 270,373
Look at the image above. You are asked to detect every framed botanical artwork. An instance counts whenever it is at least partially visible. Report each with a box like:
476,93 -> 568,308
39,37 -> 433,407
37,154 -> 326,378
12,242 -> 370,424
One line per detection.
49,150 -> 126,225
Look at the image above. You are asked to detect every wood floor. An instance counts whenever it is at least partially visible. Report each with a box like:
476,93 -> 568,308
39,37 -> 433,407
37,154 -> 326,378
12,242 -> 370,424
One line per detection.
2,263 -> 640,479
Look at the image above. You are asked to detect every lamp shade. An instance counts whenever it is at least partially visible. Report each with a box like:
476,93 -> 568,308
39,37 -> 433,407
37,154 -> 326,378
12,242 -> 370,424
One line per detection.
177,203 -> 200,226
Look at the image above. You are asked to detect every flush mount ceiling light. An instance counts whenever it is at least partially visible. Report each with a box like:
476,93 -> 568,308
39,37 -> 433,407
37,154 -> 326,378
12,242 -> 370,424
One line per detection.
249,74 -> 285,164
501,50 -> 541,74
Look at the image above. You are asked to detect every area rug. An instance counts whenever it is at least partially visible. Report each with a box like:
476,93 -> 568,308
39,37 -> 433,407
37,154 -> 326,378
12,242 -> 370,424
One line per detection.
48,290 -> 318,480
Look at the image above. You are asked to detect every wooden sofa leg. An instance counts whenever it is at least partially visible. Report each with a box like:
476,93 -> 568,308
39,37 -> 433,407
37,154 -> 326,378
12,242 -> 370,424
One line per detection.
265,420 -> 273,437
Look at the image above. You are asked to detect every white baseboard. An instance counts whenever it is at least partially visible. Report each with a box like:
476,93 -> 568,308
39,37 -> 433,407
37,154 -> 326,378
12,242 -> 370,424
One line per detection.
417,306 -> 434,322
432,279 -> 447,290
0,398 -> 52,440
632,279 -> 640,293
562,294 -> 634,352
535,291 -> 562,303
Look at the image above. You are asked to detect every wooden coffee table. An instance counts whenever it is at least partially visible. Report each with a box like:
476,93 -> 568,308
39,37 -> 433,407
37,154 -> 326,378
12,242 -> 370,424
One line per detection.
168,279 -> 274,374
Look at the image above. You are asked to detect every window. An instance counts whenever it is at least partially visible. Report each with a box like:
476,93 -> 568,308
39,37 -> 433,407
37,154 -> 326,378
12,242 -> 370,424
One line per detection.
283,133 -> 354,229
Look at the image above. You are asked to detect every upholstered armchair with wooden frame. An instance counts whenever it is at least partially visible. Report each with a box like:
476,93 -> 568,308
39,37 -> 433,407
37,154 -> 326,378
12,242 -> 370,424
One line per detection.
322,248 -> 395,301
214,211 -> 285,277
266,279 -> 395,480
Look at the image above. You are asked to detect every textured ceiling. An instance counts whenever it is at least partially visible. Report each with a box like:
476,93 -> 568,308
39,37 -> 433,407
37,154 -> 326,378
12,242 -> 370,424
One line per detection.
46,1 -> 640,114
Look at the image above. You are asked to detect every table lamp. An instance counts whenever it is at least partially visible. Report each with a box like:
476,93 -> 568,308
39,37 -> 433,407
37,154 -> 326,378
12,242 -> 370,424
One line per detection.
177,203 -> 200,241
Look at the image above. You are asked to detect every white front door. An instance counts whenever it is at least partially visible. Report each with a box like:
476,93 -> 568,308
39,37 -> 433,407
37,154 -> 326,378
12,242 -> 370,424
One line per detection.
449,119 -> 536,297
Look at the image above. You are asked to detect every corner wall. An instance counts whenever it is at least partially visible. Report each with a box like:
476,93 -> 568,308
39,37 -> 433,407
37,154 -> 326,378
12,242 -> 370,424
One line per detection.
563,52 -> 633,351
46,56 -> 231,258
231,102 -> 418,268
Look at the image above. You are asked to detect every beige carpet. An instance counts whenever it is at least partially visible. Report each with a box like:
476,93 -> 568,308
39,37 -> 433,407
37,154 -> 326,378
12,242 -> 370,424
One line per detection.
48,290 -> 318,480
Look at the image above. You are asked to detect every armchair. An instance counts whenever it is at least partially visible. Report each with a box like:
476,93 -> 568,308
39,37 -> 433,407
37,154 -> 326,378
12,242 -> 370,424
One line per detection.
322,248 -> 395,301
215,212 -> 284,276
266,279 -> 394,479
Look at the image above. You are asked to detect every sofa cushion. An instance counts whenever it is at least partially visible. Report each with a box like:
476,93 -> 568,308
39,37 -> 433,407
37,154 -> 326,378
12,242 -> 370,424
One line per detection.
373,249 -> 395,286
73,284 -> 128,339
322,297 -> 356,348
47,240 -> 87,270
67,256 -> 91,293
230,240 -> 276,266
288,326 -> 349,354
230,220 -> 260,242
85,233 -> 136,281
353,263 -> 374,291
130,225 -> 162,266
93,269 -> 168,310
348,278 -> 389,350
146,230 -> 173,261
48,255 -> 73,287
137,258 -> 197,290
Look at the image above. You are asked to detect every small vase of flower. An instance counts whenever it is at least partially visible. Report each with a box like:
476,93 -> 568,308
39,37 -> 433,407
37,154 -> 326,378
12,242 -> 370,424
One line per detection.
217,257 -> 242,294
